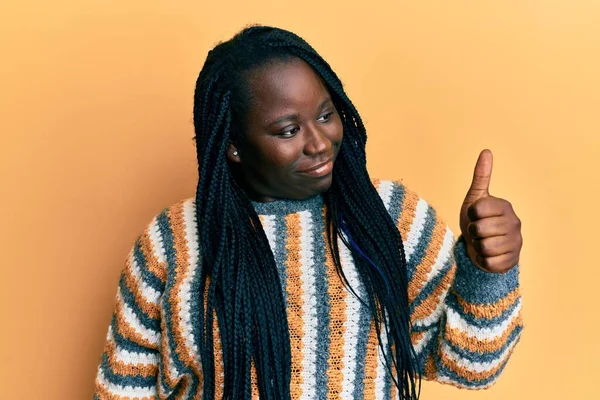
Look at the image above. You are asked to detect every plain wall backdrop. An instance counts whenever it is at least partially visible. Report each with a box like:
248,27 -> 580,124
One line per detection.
1,0 -> 599,398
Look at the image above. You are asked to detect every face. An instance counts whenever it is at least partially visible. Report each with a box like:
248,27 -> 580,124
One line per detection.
228,58 -> 343,202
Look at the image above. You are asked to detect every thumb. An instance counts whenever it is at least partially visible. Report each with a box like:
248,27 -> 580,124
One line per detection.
464,149 -> 493,205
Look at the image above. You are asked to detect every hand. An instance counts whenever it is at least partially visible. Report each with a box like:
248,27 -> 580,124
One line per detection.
459,149 -> 522,273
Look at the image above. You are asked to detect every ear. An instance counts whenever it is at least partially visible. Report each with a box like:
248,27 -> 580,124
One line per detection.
227,142 -> 241,163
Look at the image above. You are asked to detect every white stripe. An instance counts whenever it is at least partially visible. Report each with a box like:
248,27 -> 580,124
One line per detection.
339,237 -> 362,399
446,299 -> 522,340
129,251 -> 161,305
440,335 -> 520,374
96,368 -> 158,397
162,334 -> 182,384
377,180 -> 395,211
261,215 -> 277,254
412,290 -> 450,328
299,211 -> 318,400
178,199 -> 202,367
148,217 -> 167,265
117,289 -> 160,346
108,325 -> 158,366
423,227 -> 454,284
375,322 -> 388,400
405,199 -> 429,264
413,329 -> 435,355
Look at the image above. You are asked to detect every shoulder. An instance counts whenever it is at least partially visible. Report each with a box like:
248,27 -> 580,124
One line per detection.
132,196 -> 198,278
370,178 -> 454,240
370,178 -> 415,220
141,196 -> 197,240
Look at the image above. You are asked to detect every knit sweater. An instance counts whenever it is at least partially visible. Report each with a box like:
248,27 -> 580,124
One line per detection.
93,179 -> 523,399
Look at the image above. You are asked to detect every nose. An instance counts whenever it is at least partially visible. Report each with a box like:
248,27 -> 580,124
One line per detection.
303,123 -> 332,156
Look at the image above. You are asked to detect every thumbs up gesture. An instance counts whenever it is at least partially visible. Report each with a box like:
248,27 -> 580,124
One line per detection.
459,150 -> 523,273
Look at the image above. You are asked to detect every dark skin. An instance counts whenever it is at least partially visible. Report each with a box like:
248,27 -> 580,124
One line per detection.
228,59 -> 522,274
459,149 -> 523,273
227,58 -> 343,201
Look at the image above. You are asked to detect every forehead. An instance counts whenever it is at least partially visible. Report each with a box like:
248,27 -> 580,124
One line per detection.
244,58 -> 330,120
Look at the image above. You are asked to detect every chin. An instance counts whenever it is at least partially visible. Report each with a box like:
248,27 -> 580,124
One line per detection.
303,173 -> 333,198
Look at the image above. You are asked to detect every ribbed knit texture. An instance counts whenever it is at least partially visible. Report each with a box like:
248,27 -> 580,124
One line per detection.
93,179 -> 523,399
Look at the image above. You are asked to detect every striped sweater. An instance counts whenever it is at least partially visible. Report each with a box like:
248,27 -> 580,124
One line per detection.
94,179 -> 523,399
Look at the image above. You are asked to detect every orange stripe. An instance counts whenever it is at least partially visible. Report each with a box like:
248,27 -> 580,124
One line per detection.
213,309 -> 224,398
396,187 -> 419,243
201,275 -> 225,398
123,255 -> 160,319
424,354 -> 437,380
324,219 -> 347,399
410,330 -> 425,346
408,220 -> 447,303
363,321 -> 379,400
371,178 -> 381,190
175,378 -> 191,400
167,203 -> 204,399
199,273 -> 224,398
139,227 -> 167,284
104,334 -> 157,378
389,343 -> 397,399
251,360 -> 260,399
94,382 -> 157,400
200,277 -> 225,399
438,338 -> 519,381
444,313 -> 523,353
285,213 -> 305,400
114,298 -> 158,350
410,263 -> 456,323
453,288 -> 521,320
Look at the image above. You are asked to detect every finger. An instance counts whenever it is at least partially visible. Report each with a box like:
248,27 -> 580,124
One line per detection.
476,252 -> 519,273
467,216 -> 511,238
465,149 -> 493,204
472,236 -> 512,257
467,196 -> 510,221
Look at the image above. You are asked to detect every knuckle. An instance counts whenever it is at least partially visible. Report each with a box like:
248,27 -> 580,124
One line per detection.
478,256 -> 490,268
479,239 -> 491,254
468,222 -> 480,237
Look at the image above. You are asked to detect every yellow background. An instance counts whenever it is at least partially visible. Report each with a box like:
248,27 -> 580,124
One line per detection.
1,0 -> 598,398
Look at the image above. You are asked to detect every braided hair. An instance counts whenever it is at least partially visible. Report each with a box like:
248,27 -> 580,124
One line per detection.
193,25 -> 421,400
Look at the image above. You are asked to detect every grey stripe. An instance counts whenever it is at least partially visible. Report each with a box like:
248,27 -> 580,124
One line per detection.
272,214 -> 289,306
383,342 -> 393,400
311,207 -> 331,399
386,181 -> 406,223
351,255 -> 372,399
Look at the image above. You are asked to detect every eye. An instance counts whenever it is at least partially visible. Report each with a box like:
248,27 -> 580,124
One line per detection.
279,126 -> 300,137
317,112 -> 334,123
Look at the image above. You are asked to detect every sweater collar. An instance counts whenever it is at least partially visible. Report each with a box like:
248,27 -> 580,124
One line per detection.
251,193 -> 324,217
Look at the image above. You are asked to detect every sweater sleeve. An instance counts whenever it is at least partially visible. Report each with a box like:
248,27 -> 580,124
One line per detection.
389,180 -> 523,389
93,214 -> 168,399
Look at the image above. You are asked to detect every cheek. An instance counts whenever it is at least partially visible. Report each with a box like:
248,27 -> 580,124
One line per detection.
329,118 -> 344,144
255,141 -> 303,170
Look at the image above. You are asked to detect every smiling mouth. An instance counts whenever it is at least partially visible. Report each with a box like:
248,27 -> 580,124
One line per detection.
299,157 -> 334,178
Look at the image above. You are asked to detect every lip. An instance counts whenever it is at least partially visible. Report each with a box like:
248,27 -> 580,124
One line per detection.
298,157 -> 334,177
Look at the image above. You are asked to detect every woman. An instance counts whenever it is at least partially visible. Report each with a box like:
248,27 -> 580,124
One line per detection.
94,26 -> 523,400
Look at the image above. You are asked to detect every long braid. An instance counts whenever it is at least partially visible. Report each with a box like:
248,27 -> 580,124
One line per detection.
193,25 -> 421,400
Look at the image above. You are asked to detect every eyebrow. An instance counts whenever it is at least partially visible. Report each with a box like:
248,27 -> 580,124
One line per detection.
267,97 -> 332,127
